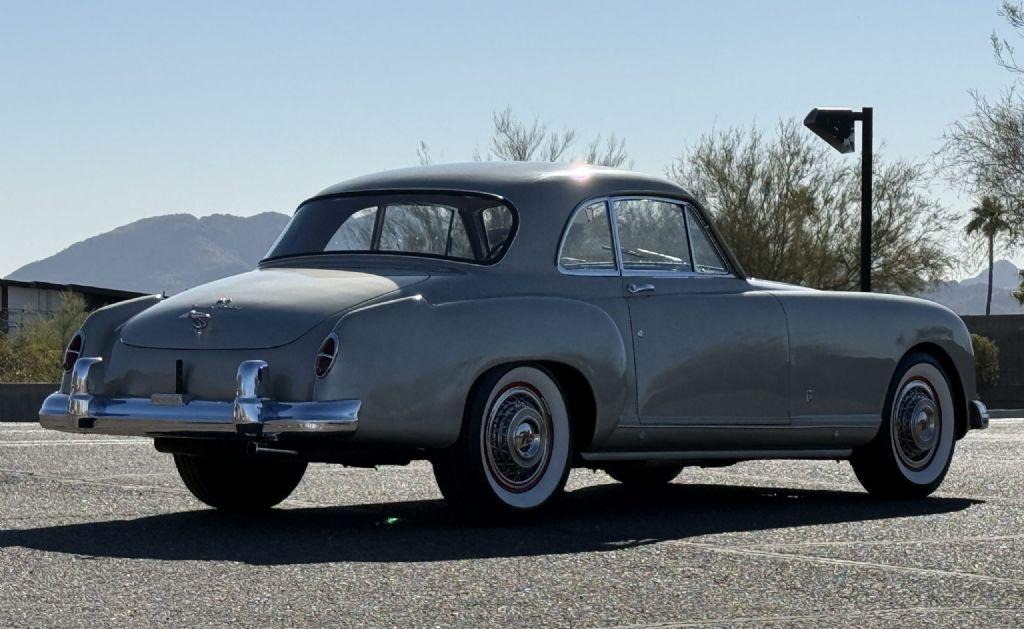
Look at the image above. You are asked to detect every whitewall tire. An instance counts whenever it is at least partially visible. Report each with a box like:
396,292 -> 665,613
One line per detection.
851,352 -> 956,498
433,364 -> 573,519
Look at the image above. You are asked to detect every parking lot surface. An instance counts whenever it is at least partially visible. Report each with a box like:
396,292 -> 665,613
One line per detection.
0,420 -> 1022,628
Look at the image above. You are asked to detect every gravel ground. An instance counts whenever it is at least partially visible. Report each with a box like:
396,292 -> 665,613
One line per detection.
0,420 -> 1021,628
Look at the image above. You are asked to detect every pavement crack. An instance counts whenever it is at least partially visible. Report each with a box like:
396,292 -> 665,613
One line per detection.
668,540 -> 1024,585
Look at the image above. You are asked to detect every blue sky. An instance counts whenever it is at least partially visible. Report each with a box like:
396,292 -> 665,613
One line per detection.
0,1 -> 1016,276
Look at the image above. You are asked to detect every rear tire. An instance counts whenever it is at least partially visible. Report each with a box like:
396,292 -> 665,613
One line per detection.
851,352 -> 956,499
173,453 -> 307,512
604,462 -> 684,486
432,364 -> 573,521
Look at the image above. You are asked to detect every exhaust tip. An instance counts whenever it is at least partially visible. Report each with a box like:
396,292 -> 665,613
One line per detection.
246,442 -> 300,460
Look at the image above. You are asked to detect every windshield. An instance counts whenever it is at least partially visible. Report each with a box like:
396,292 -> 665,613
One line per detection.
264,193 -> 517,264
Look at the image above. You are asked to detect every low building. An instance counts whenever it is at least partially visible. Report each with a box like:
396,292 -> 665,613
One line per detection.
0,279 -> 147,335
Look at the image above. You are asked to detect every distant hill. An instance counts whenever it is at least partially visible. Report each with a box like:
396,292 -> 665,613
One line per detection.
6,212 -> 290,295
918,260 -> 1024,315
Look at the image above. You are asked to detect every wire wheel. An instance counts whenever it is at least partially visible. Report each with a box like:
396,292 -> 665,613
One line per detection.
890,378 -> 941,471
851,352 -> 957,499
482,384 -> 554,493
432,364 -> 573,518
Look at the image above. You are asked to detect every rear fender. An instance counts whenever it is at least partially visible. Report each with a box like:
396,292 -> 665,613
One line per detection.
320,295 -> 628,448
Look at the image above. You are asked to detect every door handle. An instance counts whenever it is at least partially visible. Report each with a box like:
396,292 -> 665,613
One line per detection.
627,283 -> 655,295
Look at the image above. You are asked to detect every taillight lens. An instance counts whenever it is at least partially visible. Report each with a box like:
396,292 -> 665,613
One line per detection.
62,332 -> 83,371
314,334 -> 338,378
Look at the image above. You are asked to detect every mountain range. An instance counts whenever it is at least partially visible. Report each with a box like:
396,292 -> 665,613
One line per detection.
918,259 -> 1024,315
5,212 -> 1024,315
6,212 -> 290,295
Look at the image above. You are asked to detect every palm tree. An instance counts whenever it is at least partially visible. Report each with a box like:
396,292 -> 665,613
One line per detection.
965,196 -> 1011,315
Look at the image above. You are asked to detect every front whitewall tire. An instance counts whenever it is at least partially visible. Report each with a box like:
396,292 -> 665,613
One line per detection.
851,352 -> 958,499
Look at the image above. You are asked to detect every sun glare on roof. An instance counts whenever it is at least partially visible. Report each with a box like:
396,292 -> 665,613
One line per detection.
540,164 -> 593,181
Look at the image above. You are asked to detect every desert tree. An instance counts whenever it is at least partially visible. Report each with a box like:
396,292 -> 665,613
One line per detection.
668,120 -> 955,294
940,88 -> 1024,225
419,107 -> 631,167
992,1 -> 1024,74
583,134 -> 632,169
965,196 -> 1012,315
941,2 -> 1024,233
482,107 -> 577,162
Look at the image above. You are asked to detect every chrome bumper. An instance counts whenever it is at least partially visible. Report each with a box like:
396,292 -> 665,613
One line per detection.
39,357 -> 359,438
970,399 -> 989,430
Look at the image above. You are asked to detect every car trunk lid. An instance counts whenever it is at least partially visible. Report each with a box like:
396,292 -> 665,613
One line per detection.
120,267 -> 427,350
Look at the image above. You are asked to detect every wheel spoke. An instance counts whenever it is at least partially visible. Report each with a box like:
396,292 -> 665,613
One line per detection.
891,379 -> 940,470
483,385 -> 553,492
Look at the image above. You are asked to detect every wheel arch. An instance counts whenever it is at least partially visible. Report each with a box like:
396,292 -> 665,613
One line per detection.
899,342 -> 969,440
464,360 -> 598,455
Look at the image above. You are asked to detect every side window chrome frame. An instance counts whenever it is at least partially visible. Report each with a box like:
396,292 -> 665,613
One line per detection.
556,195 -> 735,279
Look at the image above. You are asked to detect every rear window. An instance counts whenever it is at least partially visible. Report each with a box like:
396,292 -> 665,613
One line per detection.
264,193 -> 516,264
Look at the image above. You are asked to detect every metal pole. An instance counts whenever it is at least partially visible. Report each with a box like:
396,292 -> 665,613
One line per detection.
860,107 -> 873,292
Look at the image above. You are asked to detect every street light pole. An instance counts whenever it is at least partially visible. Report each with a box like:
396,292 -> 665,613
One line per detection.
856,107 -> 872,293
803,106 -> 874,292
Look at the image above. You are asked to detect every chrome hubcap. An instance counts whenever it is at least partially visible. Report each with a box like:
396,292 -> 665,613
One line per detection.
891,379 -> 940,470
484,385 -> 552,492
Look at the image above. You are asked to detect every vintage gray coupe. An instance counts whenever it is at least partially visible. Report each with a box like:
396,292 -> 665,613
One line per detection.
40,162 -> 989,517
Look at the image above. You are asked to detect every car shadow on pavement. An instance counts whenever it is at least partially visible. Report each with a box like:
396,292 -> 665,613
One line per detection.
0,483 -> 980,565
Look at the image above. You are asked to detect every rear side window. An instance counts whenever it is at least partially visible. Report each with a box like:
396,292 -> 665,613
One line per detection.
559,201 -> 616,272
481,205 -> 514,258
326,206 -> 376,251
379,203 -> 471,256
265,193 -> 516,264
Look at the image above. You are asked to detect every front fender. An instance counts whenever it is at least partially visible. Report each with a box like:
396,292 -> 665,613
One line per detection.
318,295 -> 628,448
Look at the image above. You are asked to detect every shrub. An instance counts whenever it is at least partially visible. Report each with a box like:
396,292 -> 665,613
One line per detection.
0,293 -> 88,383
971,333 -> 1000,388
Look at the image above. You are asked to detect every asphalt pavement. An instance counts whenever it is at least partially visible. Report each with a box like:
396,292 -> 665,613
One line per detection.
0,420 -> 1022,628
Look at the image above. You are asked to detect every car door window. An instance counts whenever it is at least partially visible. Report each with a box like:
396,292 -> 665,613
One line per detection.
613,199 -> 692,273
685,207 -> 730,274
559,201 -> 617,272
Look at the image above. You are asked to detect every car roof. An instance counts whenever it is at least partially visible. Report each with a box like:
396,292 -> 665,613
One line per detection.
313,162 -> 696,207
303,162 -> 744,278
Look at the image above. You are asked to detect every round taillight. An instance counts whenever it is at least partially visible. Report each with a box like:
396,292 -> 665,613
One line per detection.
62,332 -> 83,372
314,334 -> 338,378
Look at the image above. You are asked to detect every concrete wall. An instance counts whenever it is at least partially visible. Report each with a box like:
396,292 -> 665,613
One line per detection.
3,285 -> 64,334
962,314 -> 1024,410
0,383 -> 58,422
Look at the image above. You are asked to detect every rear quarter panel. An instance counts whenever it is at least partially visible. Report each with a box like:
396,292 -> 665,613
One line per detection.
318,294 -> 629,448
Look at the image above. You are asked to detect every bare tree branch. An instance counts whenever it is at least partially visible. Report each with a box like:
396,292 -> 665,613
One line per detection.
583,134 -> 633,168
416,140 -> 433,166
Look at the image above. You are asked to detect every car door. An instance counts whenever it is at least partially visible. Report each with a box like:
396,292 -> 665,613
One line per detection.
612,198 -> 790,426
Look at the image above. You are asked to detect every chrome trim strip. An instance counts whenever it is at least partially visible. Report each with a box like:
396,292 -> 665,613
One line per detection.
580,448 -> 852,462
39,356 -> 359,438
